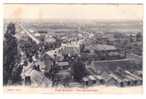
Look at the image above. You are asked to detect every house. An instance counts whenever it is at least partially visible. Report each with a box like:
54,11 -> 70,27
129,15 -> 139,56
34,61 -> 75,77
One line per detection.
108,73 -> 129,87
82,75 -> 97,86
124,70 -> 142,86
56,61 -> 69,70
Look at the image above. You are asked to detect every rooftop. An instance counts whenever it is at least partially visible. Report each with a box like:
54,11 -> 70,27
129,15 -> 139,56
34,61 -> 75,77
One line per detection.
85,44 -> 117,51
56,61 -> 69,66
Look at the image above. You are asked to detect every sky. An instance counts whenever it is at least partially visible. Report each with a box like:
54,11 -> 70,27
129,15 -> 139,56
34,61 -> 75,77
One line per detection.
4,4 -> 143,20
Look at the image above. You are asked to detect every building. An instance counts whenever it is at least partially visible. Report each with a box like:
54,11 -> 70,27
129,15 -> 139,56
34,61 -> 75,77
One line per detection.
81,44 -> 126,61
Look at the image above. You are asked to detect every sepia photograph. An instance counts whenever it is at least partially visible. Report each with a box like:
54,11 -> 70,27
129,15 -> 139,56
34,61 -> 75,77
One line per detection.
3,4 -> 143,94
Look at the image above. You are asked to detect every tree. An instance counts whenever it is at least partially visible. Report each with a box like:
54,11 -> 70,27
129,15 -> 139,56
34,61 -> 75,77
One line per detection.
136,32 -> 142,41
3,23 -> 18,85
71,56 -> 88,81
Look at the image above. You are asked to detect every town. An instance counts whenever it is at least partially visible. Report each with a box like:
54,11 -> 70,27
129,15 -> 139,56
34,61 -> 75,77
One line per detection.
3,20 -> 143,88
